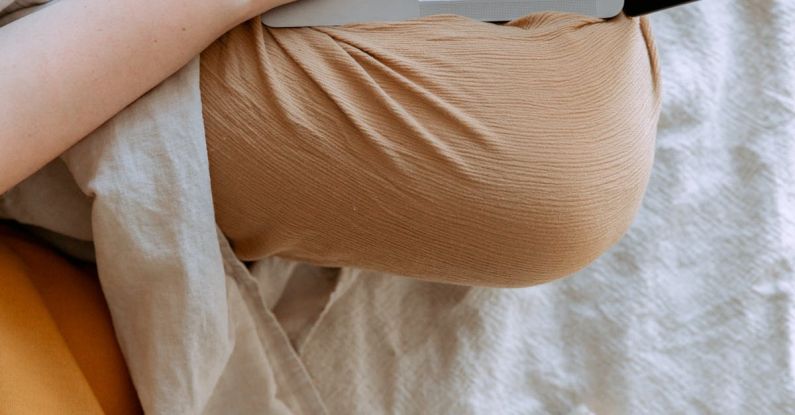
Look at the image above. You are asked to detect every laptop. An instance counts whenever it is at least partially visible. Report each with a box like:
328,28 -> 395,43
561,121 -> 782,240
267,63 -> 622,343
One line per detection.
262,0 -> 625,27
261,0 -> 698,27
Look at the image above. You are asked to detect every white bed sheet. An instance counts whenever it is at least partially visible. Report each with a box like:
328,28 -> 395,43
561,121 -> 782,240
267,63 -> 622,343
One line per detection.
258,1 -> 795,412
1,0 -> 793,413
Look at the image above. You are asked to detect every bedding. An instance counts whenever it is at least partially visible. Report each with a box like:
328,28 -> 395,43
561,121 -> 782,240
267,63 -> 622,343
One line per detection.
0,225 -> 141,415
1,0 -> 793,413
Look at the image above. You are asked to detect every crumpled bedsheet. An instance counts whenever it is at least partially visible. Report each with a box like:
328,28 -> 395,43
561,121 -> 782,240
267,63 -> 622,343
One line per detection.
1,0 -> 793,413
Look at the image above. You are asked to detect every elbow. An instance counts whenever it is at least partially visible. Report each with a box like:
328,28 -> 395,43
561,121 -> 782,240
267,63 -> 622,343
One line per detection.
463,132 -> 657,289
469,183 -> 652,289
487,200 -> 647,289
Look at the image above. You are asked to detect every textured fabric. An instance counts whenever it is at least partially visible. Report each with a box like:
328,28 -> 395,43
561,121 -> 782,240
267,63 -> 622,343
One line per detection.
2,1 -> 793,414
200,13 -> 662,288
0,0 -> 49,26
3,4 -> 320,413
291,3 -> 795,413
0,225 -> 141,415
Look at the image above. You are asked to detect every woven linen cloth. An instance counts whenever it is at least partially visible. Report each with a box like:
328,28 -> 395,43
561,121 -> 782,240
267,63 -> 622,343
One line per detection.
2,0 -> 793,413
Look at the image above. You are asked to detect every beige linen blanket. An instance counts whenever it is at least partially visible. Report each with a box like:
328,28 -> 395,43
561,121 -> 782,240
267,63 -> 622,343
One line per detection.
2,0 -> 793,414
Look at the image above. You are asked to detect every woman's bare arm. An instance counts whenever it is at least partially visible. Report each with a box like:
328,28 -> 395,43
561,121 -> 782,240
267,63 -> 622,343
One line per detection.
0,0 -> 289,194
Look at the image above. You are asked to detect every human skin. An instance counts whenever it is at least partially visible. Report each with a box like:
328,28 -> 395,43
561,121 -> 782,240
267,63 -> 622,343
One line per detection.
0,0 -> 292,194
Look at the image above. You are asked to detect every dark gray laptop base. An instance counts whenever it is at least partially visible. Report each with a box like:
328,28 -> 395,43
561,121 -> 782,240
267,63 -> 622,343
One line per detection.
262,0 -> 625,27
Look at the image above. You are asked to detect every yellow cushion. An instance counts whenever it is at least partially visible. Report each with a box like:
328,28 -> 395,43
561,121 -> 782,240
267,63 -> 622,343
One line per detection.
0,225 -> 141,415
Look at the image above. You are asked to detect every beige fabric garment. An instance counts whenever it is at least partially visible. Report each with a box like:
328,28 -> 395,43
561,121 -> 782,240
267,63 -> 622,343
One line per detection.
5,2 -> 794,414
200,12 -> 662,288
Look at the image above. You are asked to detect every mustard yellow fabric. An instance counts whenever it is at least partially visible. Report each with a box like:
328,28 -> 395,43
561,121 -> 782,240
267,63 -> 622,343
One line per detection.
0,225 -> 142,415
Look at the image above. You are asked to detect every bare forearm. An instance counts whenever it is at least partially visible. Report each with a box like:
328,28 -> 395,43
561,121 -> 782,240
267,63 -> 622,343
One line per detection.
0,0 -> 280,194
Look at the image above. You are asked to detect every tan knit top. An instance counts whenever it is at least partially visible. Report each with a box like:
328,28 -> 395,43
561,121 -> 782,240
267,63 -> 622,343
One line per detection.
199,12 -> 661,288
